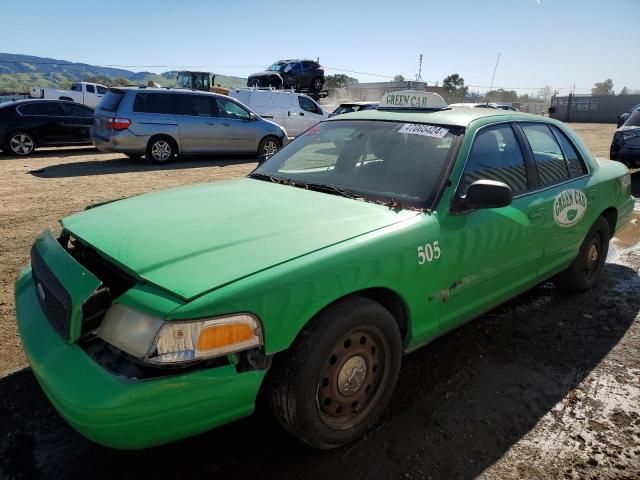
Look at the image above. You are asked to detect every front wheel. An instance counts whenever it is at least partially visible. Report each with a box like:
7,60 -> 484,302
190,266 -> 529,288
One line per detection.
267,296 -> 402,449
146,136 -> 177,164
311,77 -> 324,92
258,136 -> 281,157
555,216 -> 611,292
6,131 -> 36,156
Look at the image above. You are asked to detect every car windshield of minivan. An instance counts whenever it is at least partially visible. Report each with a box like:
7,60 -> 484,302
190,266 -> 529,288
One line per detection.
267,62 -> 287,72
251,120 -> 458,208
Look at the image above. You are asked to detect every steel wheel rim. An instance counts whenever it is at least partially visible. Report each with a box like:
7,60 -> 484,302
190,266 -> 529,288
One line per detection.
583,231 -> 603,279
313,78 -> 323,90
263,141 -> 278,156
10,134 -> 34,155
316,326 -> 391,430
151,141 -> 171,162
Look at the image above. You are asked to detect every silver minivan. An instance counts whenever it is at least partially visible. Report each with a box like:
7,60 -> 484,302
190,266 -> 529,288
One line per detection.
91,87 -> 289,164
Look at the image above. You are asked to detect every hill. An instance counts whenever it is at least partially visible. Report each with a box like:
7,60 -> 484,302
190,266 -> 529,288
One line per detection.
0,53 -> 246,92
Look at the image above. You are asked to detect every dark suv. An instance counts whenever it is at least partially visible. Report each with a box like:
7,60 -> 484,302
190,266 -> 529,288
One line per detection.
0,99 -> 93,156
247,60 -> 325,92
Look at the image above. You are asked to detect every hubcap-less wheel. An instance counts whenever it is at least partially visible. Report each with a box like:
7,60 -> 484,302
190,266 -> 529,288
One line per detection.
313,78 -> 324,91
583,231 -> 602,280
151,140 -> 172,162
262,140 -> 279,156
9,133 -> 34,155
317,327 -> 391,430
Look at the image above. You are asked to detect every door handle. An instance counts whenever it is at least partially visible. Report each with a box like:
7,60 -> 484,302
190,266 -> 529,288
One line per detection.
300,112 -> 305,116
206,121 -> 217,125
222,123 -> 230,126
528,208 -> 545,220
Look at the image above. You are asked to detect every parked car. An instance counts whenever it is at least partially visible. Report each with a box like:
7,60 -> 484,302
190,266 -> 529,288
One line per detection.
616,103 -> 640,128
0,99 -> 94,156
91,87 -> 288,163
30,82 -> 108,108
16,90 -> 633,451
611,110 -> 640,166
329,102 -> 379,117
247,59 -> 325,92
228,88 -> 327,137
449,102 -> 498,109
490,103 -> 518,111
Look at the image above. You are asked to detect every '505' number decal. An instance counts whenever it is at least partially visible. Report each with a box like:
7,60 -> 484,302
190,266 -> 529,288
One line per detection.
417,241 -> 441,265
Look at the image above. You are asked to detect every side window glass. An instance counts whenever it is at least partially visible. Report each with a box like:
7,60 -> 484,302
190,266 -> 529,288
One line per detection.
61,103 -> 94,117
460,124 -> 528,195
299,96 -> 320,114
216,98 -> 249,120
550,125 -> 587,178
521,123 -> 569,186
85,84 -> 95,93
96,85 -> 108,95
21,102 -> 65,116
134,93 -> 174,114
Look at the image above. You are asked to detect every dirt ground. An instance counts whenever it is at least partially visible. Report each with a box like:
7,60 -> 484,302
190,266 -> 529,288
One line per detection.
1,123 -> 639,479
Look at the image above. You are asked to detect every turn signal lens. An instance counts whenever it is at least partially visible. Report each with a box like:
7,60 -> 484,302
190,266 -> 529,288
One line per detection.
197,323 -> 254,351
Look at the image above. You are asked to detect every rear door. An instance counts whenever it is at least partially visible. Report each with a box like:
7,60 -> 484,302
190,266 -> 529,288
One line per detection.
60,102 -> 93,142
517,122 -> 591,278
18,102 -> 67,145
174,94 -> 225,153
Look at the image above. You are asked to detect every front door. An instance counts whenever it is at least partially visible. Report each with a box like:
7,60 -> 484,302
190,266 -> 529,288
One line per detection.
296,96 -> 325,134
215,97 -> 262,153
438,122 -> 543,331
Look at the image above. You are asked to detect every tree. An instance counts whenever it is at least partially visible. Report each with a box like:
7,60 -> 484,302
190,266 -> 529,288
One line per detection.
442,73 -> 468,97
619,86 -> 630,95
393,74 -> 405,82
591,79 -> 614,95
537,85 -> 553,102
83,74 -> 114,86
112,76 -> 131,87
325,74 -> 358,89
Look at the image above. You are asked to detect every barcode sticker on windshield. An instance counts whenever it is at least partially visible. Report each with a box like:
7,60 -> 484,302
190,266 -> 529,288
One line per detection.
398,124 -> 449,138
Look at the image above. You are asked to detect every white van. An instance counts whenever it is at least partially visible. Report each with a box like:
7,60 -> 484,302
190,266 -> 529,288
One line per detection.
229,89 -> 328,137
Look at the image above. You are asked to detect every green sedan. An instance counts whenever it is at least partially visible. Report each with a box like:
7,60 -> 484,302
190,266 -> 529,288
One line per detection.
15,91 -> 633,450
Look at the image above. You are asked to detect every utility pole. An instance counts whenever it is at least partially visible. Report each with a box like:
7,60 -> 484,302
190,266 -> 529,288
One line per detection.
487,52 -> 501,105
415,54 -> 423,82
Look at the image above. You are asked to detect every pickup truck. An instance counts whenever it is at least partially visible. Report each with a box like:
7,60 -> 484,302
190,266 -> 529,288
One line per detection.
30,81 -> 108,108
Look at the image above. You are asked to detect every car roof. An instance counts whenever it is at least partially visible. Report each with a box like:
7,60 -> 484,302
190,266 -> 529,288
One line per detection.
339,102 -> 379,106
0,98 -> 86,108
328,107 -> 543,128
115,87 -> 227,98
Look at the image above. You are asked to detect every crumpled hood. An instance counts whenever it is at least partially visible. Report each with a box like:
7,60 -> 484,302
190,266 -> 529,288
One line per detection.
248,71 -> 282,80
62,178 -> 418,300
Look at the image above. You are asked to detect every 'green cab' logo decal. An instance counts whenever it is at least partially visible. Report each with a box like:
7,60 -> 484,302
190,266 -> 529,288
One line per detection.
553,189 -> 587,227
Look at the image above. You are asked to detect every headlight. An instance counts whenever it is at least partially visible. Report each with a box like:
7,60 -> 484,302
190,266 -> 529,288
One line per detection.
97,304 -> 263,365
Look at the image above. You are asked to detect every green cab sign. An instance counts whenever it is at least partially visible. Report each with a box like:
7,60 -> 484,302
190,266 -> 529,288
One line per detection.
380,90 -> 448,109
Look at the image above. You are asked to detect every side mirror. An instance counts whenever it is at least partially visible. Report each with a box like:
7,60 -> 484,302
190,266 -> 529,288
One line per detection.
248,112 -> 257,121
453,179 -> 512,212
257,154 -> 271,165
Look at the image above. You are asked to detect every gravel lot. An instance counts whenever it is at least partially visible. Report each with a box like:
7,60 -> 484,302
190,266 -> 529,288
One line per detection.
1,123 -> 639,479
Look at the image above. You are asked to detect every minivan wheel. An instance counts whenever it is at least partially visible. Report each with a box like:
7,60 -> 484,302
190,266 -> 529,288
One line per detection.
6,131 -> 36,156
267,296 -> 402,449
258,136 -> 281,157
146,136 -> 176,164
311,77 -> 324,92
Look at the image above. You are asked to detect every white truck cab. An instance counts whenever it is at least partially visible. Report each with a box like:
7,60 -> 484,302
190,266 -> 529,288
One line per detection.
30,82 -> 108,108
229,88 -> 328,137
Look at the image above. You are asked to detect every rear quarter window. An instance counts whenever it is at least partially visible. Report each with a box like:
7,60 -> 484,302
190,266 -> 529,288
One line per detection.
98,91 -> 125,112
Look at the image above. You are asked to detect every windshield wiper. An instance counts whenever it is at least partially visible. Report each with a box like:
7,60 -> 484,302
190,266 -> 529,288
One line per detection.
297,182 -> 364,200
249,173 -> 295,185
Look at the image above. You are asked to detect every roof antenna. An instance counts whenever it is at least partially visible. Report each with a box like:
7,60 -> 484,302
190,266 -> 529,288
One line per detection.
415,54 -> 423,81
487,52 -> 501,105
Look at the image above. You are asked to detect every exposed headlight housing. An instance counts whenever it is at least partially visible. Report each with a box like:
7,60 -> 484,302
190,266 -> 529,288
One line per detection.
97,304 -> 263,366
622,131 -> 637,140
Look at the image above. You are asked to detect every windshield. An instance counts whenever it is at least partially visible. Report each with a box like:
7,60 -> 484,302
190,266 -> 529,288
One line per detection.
252,120 -> 459,209
267,62 -> 286,72
625,111 -> 640,127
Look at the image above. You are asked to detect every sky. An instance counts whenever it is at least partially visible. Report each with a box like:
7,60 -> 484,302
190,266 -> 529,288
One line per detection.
1,0 -> 639,95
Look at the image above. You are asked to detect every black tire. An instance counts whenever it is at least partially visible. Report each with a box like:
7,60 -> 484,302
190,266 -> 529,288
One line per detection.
125,153 -> 142,160
555,216 -> 611,292
5,131 -> 36,156
311,76 -> 324,92
146,136 -> 177,165
267,296 -> 402,449
258,136 -> 281,157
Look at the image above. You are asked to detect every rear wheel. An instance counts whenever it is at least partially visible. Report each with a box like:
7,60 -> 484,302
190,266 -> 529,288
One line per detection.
6,131 -> 36,156
555,216 -> 611,292
146,136 -> 177,164
258,136 -> 281,157
267,296 -> 402,449
311,77 -> 324,92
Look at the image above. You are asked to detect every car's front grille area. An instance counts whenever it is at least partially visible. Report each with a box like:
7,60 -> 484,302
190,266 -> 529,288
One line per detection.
30,245 -> 72,339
